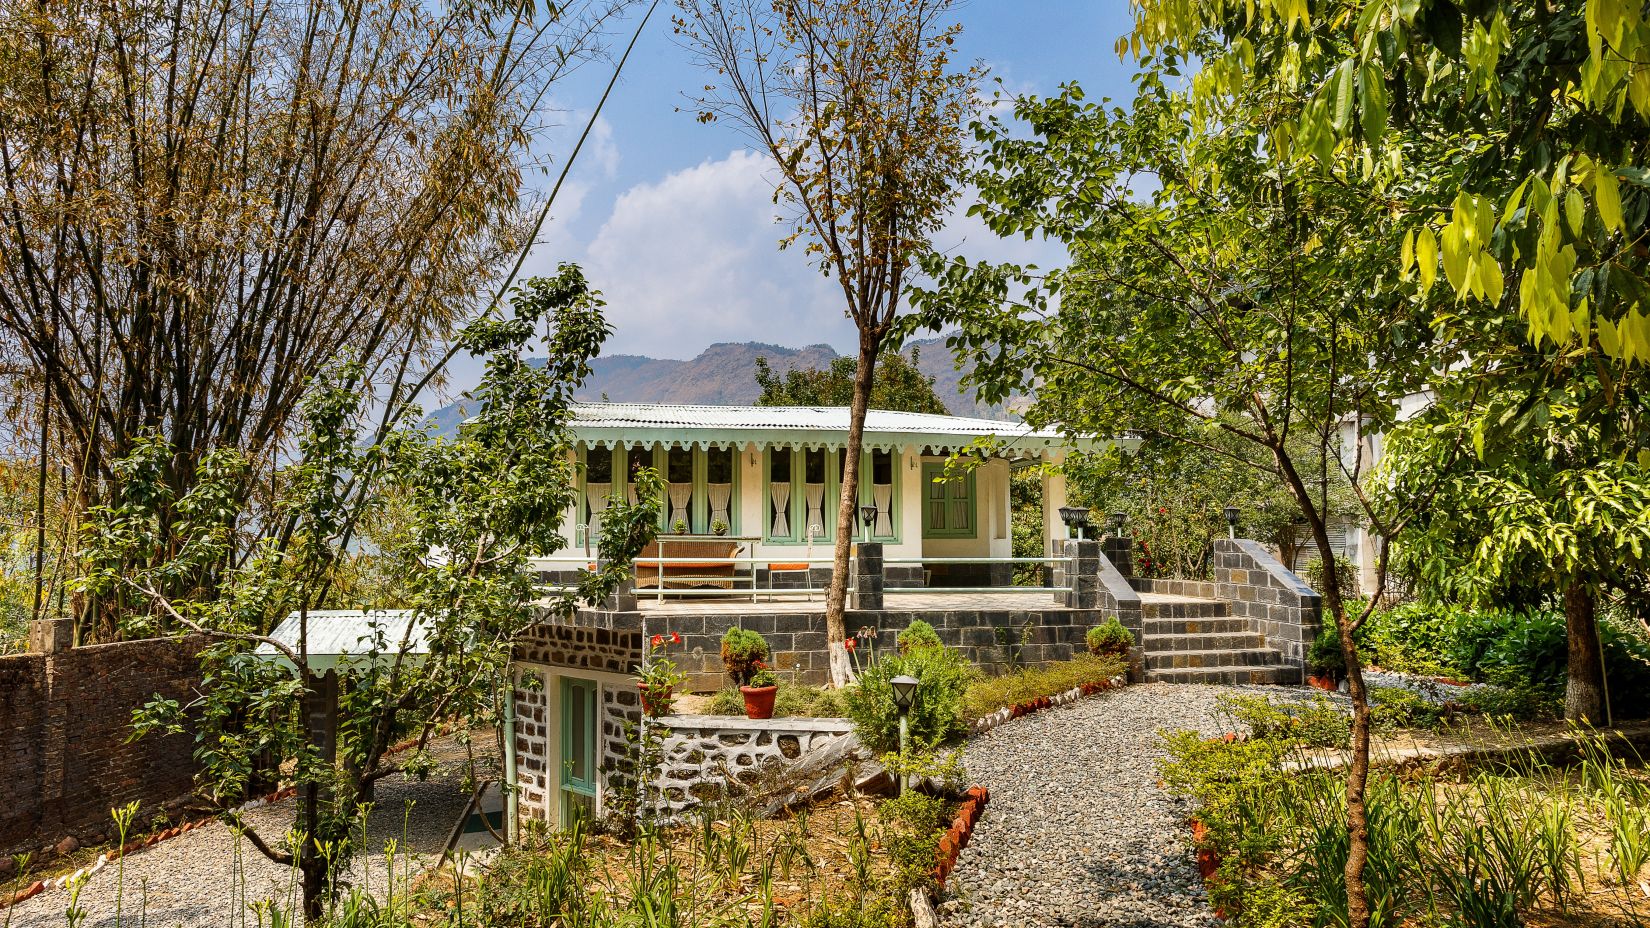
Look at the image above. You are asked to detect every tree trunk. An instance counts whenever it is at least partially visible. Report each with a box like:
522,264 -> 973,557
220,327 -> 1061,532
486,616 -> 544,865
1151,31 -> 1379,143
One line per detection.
1564,581 -> 1605,724
1273,450 -> 1372,928
824,331 -> 880,686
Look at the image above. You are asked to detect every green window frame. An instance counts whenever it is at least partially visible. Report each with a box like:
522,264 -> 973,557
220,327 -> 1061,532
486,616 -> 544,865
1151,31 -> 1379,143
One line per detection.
857,449 -> 900,543
921,462 -> 976,539
579,444 -> 739,537
560,677 -> 598,799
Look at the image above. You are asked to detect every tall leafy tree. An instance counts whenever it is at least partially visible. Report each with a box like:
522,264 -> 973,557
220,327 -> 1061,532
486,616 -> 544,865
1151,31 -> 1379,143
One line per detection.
753,347 -> 950,414
85,269 -> 661,917
909,77 -> 1447,926
676,0 -> 977,685
0,0 -> 632,637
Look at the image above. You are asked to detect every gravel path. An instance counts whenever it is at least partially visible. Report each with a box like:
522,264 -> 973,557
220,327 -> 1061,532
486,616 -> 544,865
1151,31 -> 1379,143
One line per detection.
938,682 -> 1285,928
8,735 -> 489,928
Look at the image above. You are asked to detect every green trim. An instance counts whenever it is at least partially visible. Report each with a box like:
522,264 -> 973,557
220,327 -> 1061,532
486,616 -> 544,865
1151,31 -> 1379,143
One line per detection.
921,462 -> 976,539
560,676 -> 597,798
857,449 -> 902,544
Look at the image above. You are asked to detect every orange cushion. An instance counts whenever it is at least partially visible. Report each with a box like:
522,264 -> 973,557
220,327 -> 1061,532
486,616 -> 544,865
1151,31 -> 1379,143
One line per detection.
768,563 -> 810,571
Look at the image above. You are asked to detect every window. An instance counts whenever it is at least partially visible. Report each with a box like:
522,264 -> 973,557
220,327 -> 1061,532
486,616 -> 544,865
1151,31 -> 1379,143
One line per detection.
625,446 -> 652,505
801,449 -> 829,541
767,449 -> 794,539
582,447 -> 615,536
666,447 -> 694,530
866,450 -> 895,539
921,462 -> 975,538
706,447 -> 734,530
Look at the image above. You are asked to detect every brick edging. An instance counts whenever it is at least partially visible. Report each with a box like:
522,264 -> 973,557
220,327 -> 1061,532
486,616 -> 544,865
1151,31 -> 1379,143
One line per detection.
933,785 -> 989,891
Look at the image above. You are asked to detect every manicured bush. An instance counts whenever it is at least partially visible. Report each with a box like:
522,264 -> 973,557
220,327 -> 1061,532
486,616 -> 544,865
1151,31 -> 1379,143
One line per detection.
896,619 -> 943,654
719,627 -> 770,686
1306,624 -> 1346,679
1217,693 -> 1350,748
845,643 -> 976,754
1369,685 -> 1448,731
1085,619 -> 1134,657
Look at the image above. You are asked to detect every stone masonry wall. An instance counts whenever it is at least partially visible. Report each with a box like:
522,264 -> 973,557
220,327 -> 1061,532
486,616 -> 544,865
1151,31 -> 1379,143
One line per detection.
512,678 -> 551,824
1,632 -> 207,857
653,716 -> 854,815
513,623 -> 642,674
1213,538 -> 1323,669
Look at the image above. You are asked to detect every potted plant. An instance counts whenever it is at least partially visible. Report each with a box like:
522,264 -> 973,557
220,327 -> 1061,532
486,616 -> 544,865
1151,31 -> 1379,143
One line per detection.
672,517 -> 689,535
720,626 -> 770,686
710,518 -> 729,536
1306,625 -> 1346,692
1085,619 -> 1134,657
637,631 -> 686,716
741,667 -> 780,719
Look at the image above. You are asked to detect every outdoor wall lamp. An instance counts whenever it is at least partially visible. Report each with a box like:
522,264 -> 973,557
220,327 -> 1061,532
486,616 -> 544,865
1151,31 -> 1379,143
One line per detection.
1057,505 -> 1090,540
1109,511 -> 1127,537
859,504 -> 879,542
1223,505 -> 1241,539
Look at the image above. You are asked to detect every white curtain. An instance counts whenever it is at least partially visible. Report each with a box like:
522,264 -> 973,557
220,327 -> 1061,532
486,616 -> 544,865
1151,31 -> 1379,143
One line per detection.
804,483 -> 826,538
769,481 -> 791,537
872,484 -> 894,536
667,484 -> 693,529
585,483 -> 612,542
708,483 -> 733,528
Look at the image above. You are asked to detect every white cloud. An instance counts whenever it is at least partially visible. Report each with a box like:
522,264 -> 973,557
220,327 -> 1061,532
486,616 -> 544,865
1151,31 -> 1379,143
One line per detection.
579,149 -> 855,358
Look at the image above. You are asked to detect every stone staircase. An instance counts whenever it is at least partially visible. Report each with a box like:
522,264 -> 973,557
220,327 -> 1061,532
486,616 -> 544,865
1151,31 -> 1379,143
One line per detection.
1138,592 -> 1299,685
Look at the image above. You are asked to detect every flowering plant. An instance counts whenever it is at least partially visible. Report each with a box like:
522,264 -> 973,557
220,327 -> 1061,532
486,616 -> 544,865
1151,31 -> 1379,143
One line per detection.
636,631 -> 686,715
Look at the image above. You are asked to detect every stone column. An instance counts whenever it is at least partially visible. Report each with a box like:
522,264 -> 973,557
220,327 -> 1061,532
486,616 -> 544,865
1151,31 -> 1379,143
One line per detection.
29,617 -> 72,654
854,542 -> 884,610
1100,535 -> 1133,578
594,559 -> 637,611
1067,539 -> 1101,610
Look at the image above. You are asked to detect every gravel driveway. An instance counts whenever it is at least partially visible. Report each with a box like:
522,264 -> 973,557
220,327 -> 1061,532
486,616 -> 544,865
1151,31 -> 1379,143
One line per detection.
938,682 -> 1281,928
8,734 -> 490,928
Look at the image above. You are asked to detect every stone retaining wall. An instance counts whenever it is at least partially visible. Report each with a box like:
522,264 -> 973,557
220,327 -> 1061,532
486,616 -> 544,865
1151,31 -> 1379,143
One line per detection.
0,628 -> 207,858
652,716 -> 855,814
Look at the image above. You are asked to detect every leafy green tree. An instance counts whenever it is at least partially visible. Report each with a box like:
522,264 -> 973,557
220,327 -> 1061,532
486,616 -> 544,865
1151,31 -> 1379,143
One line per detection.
82,269 -> 661,918
753,348 -> 950,414
678,0 -> 977,686
908,74 -> 1446,926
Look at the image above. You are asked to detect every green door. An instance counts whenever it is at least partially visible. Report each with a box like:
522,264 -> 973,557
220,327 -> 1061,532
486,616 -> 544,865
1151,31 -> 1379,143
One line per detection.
560,677 -> 598,825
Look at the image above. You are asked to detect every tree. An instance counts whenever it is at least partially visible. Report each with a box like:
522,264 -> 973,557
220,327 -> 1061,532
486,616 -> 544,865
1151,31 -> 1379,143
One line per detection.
87,269 -> 661,918
908,78 -> 1445,927
676,0 -> 977,685
753,347 -> 950,414
0,0 -> 629,640
1125,0 -> 1650,729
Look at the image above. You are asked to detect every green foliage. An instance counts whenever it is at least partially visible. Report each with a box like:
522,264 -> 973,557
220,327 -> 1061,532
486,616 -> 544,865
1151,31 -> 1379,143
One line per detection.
845,642 -> 975,754
878,789 -> 952,898
754,348 -> 950,415
708,682 -> 848,719
719,627 -> 770,687
1368,686 -> 1448,733
1218,694 -> 1351,750
959,653 -> 1125,720
1306,625 -> 1347,678
895,619 -> 941,654
1084,619 -> 1133,657
748,668 -> 779,688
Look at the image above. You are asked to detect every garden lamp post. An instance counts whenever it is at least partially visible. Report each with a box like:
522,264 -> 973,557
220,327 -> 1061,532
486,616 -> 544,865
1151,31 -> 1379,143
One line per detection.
859,504 -> 878,543
889,674 -> 920,795
1058,505 -> 1090,541
1223,505 -> 1240,539
1109,511 -> 1127,538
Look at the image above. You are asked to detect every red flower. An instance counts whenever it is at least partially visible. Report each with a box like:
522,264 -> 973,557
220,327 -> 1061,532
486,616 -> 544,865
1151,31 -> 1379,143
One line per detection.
670,631 -> 682,644
650,634 -> 663,648
754,659 -> 767,669
844,637 -> 857,652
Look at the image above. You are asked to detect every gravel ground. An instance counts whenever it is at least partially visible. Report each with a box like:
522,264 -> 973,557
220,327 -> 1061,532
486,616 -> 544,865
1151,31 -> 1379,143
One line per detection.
938,683 -> 1289,928
9,734 -> 488,928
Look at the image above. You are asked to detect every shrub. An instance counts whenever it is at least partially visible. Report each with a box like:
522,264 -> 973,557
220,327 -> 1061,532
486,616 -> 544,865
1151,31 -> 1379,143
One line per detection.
1459,683 -> 1562,721
708,682 -> 848,718
960,653 -> 1126,720
1369,686 -> 1448,732
896,619 -> 942,654
1085,619 -> 1134,657
1218,693 -> 1350,749
845,643 -> 975,754
749,668 -> 778,688
1307,624 -> 1346,679
1300,557 -> 1358,598
719,627 -> 769,686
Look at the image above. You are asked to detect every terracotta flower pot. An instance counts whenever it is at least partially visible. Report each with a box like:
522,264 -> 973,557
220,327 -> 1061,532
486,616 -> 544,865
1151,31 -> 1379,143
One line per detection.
637,682 -> 674,717
740,684 -> 778,719
1306,674 -> 1338,692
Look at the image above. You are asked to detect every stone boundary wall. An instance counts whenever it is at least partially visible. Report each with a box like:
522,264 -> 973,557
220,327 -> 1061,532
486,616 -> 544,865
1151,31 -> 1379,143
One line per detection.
0,631 -> 207,858
1129,577 -> 1219,599
652,716 -> 855,814
1212,538 -> 1322,669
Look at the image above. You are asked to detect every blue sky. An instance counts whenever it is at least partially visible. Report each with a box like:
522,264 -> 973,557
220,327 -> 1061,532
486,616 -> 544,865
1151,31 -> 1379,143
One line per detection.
495,2 -> 1142,367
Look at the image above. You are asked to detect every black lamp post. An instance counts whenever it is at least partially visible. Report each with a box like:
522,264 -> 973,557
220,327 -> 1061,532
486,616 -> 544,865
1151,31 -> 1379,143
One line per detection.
859,504 -> 879,543
1223,505 -> 1240,539
1057,505 -> 1091,540
889,674 -> 920,794
1109,511 -> 1127,538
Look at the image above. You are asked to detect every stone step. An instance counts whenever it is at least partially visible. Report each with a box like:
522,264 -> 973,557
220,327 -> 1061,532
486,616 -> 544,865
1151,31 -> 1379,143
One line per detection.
1145,664 -> 1300,685
1140,598 -> 1231,619
1144,648 -> 1283,671
1141,616 -> 1253,637
1141,631 -> 1267,653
